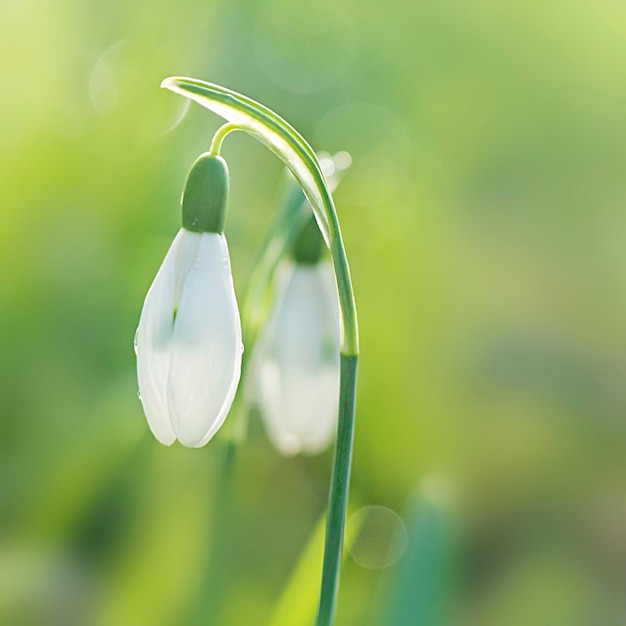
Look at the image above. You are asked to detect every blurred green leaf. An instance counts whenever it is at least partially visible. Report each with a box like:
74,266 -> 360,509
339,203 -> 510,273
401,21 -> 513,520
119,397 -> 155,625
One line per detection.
270,511 -> 361,626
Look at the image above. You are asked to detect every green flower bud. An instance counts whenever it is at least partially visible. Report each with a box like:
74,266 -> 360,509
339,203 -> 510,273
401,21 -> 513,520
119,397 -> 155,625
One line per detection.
182,153 -> 229,234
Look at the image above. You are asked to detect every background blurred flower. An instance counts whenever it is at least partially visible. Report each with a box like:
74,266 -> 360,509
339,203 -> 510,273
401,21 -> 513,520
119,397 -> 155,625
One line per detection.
250,254 -> 340,456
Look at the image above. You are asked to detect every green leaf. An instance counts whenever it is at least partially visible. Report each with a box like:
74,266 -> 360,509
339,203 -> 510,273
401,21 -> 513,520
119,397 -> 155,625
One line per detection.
269,511 -> 361,626
379,475 -> 457,626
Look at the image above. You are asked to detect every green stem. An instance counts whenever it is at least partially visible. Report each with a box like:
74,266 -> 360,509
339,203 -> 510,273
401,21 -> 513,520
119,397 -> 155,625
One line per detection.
208,438 -> 237,619
315,354 -> 358,626
209,122 -> 241,156
185,438 -> 237,625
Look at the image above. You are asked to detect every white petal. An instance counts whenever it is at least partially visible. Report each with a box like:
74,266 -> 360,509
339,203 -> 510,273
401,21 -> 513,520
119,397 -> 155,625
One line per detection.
244,262 -> 291,407
255,262 -> 340,455
172,229 -> 202,307
294,368 -> 340,455
167,232 -> 242,447
136,231 -> 188,445
257,360 -> 302,456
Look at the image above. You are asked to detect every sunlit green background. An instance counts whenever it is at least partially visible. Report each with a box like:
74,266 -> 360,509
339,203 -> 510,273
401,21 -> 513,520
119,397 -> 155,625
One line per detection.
2,0 -> 626,624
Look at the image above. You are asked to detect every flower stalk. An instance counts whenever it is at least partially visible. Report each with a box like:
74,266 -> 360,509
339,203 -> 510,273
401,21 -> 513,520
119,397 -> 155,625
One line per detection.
161,77 -> 359,626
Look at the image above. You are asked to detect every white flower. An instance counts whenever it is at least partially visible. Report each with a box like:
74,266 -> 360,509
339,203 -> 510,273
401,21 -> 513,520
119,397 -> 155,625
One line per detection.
251,260 -> 340,456
136,228 -> 242,447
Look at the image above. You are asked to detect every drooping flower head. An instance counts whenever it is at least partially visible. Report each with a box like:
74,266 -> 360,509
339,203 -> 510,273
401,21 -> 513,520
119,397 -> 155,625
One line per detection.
136,153 -> 242,447
250,216 -> 340,456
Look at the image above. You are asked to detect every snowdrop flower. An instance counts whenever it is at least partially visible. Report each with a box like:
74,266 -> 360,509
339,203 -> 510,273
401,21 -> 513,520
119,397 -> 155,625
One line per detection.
136,154 -> 242,447
251,217 -> 340,456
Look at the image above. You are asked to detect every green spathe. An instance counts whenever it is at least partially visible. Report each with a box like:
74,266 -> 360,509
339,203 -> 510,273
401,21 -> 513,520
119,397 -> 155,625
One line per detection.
182,153 -> 229,234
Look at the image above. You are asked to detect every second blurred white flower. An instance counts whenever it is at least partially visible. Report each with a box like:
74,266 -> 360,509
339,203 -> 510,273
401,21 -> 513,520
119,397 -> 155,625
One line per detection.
251,250 -> 340,456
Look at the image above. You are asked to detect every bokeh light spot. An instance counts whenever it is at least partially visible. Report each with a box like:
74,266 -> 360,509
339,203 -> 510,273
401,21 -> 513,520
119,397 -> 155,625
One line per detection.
253,0 -> 357,93
349,505 -> 408,570
315,103 -> 410,207
89,41 -> 127,118
89,40 -> 189,135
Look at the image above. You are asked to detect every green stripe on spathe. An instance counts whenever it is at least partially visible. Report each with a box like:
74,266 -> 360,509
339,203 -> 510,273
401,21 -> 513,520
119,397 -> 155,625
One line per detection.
182,153 -> 229,234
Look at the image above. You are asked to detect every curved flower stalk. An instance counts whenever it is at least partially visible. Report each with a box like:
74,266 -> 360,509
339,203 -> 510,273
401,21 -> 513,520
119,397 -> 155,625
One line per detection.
161,77 -> 357,357
250,219 -> 341,456
160,78 -> 359,626
241,151 -> 349,351
136,153 -> 242,447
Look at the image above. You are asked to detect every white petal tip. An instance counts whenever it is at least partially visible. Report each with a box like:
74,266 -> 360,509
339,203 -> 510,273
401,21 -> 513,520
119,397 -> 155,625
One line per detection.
153,432 -> 176,446
175,428 -> 221,448
276,435 -> 302,457
176,434 -> 204,448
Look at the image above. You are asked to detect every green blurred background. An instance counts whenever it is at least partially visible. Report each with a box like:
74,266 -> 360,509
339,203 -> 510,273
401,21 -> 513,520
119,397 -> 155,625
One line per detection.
2,0 -> 626,624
